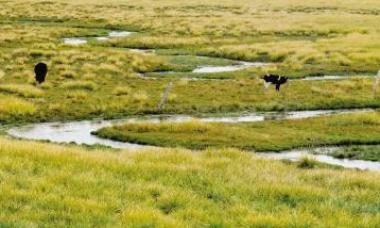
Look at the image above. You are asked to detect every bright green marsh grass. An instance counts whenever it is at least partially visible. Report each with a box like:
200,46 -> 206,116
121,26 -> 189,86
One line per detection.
94,112 -> 380,152
0,138 -> 379,227
330,145 -> 380,162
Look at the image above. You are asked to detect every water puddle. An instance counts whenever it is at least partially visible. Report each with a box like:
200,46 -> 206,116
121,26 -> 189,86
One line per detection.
301,75 -> 344,81
128,48 -> 156,54
192,61 -> 267,73
108,31 -> 133,37
63,31 -> 132,45
63,38 -> 88,45
96,37 -> 110,41
256,148 -> 380,171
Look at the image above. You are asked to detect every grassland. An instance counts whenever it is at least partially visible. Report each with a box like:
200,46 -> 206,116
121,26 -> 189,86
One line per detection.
1,0 -> 380,226
0,137 -> 379,227
1,0 -> 380,125
94,112 -> 380,154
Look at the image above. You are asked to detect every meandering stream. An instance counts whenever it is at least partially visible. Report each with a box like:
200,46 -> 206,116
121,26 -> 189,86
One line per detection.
8,109 -> 380,171
52,30 -> 380,170
63,31 -> 270,74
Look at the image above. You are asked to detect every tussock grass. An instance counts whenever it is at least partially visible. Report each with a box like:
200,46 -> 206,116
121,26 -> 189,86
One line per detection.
132,90 -> 149,103
0,137 -> 379,227
0,96 -> 37,118
0,84 -> 44,98
65,90 -> 88,101
60,81 -> 97,91
112,86 -> 132,96
1,1 -> 380,226
2,0 -> 380,123
297,156 -> 318,169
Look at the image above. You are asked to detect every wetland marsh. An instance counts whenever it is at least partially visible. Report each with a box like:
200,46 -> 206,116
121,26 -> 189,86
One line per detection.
1,0 -> 380,226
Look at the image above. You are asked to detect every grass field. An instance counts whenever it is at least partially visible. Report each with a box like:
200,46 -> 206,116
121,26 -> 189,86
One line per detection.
1,0 -> 380,226
0,138 -> 379,227
1,0 -> 380,124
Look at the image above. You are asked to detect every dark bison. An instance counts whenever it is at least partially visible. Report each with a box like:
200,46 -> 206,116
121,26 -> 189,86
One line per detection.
34,62 -> 48,84
263,74 -> 288,91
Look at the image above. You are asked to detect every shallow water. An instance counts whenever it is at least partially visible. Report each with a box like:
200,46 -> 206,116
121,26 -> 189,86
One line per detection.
128,48 -> 156,54
7,109 -> 379,170
301,75 -> 344,80
63,31 -> 132,45
96,36 -> 110,41
192,61 -> 267,73
8,109 -> 373,148
256,148 -> 380,171
63,38 -> 87,45
300,75 -> 373,81
7,116 -> 191,150
108,31 -> 133,37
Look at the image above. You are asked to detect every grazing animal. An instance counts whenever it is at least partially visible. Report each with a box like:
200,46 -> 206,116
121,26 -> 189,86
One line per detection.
263,74 -> 280,84
262,74 -> 288,91
34,62 -> 48,84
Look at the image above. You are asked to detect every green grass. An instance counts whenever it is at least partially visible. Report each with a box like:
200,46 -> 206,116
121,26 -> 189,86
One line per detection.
2,0 -> 380,125
94,112 -> 380,152
60,81 -> 97,91
0,137 -> 379,227
330,145 -> 380,162
2,1 -> 380,226
0,96 -> 37,120
0,84 -> 44,98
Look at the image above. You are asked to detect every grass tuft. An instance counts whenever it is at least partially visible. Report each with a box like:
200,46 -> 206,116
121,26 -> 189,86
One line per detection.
0,96 -> 37,118
0,84 -> 44,98
60,81 -> 97,91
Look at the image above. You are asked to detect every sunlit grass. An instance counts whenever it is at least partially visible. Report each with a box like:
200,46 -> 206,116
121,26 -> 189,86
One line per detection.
1,0 -> 380,226
94,112 -> 380,152
112,86 -> 132,96
0,96 -> 37,119
0,84 -> 44,98
0,137 -> 379,227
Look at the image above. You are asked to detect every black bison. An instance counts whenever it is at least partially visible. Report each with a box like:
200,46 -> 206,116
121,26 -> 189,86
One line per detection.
34,62 -> 48,84
263,74 -> 288,91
